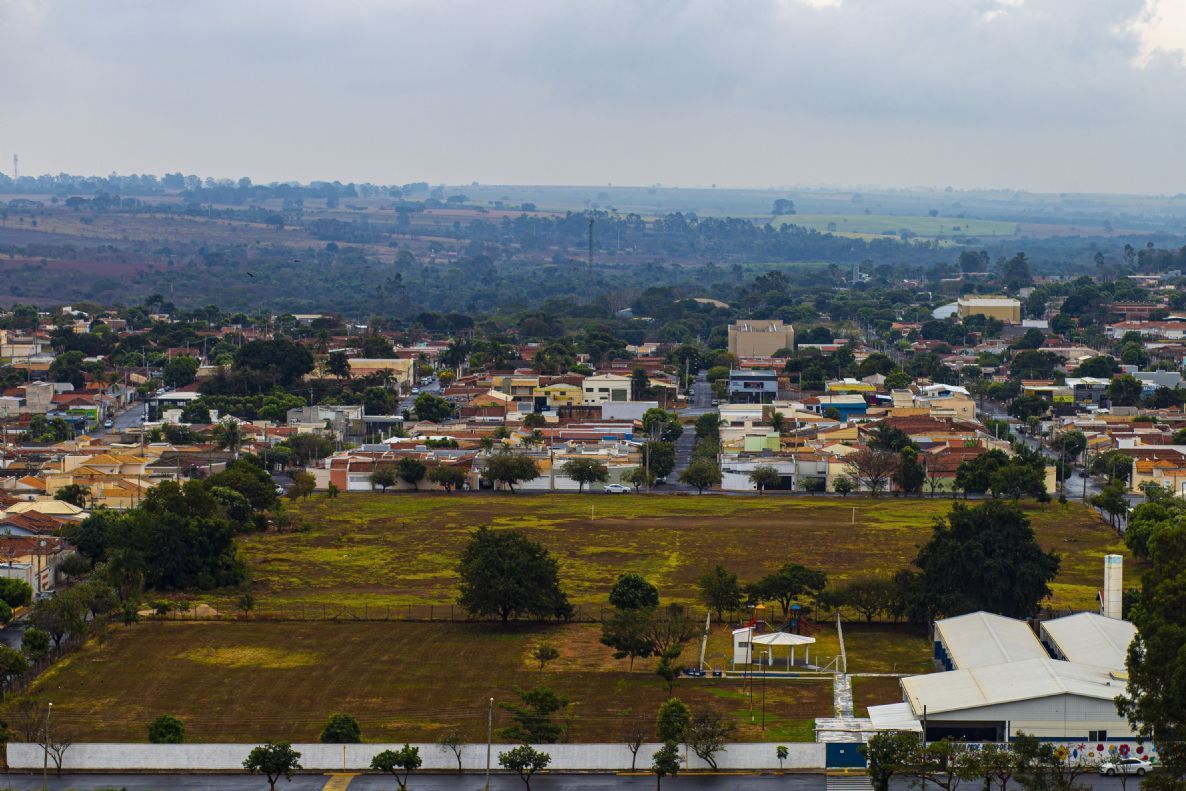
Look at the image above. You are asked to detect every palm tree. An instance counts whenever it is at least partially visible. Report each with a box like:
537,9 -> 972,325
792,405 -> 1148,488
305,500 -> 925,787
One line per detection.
214,419 -> 243,458
769,411 -> 787,435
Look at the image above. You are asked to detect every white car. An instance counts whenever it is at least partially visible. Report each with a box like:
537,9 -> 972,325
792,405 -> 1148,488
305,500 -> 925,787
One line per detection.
103,419 -> 114,429
1099,757 -> 1152,776
603,484 -> 630,494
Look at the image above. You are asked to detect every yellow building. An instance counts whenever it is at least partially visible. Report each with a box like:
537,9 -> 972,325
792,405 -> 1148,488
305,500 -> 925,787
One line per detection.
728,320 -> 795,358
956,297 -> 1022,324
540,383 -> 582,408
344,358 -> 416,388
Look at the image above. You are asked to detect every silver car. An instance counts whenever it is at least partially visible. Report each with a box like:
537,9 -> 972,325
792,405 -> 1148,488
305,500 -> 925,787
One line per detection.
1099,757 -> 1152,776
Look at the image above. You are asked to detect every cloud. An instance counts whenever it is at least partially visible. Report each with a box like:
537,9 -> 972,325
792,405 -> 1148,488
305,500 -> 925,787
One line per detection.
1128,0 -> 1186,66
0,0 -> 1183,193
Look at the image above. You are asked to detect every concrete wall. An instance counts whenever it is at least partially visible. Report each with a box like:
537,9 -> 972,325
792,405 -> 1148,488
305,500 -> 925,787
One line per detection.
7,741 -> 826,771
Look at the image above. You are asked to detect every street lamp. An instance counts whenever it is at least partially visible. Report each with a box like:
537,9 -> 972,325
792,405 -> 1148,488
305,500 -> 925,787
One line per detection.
42,701 -> 52,791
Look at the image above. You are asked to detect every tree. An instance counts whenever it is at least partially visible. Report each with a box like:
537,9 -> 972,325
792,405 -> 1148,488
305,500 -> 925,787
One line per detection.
913,500 -> 1060,619
1108,374 -> 1143,407
499,685 -> 570,743
652,742 -> 681,791
1076,355 -> 1119,378
21,627 -> 50,661
747,564 -> 827,617
371,745 -> 422,791
844,447 -> 899,496
1118,521 -> 1186,785
54,484 -> 91,508
483,453 -> 539,493
748,465 -> 781,494
655,647 -> 684,695
288,471 -> 316,499
771,197 -> 796,215
656,698 -> 691,743
631,367 -> 652,400
498,744 -> 551,791
1011,733 -> 1096,791
988,462 -> 1047,501
532,642 -> 560,671
436,729 -> 466,775
413,392 -> 454,422
243,742 -> 302,791
825,577 -> 896,621
560,458 -> 609,493
147,714 -> 185,744
326,351 -> 351,380
396,457 -> 427,491
642,408 -> 683,442
163,355 -> 200,388
427,464 -> 468,492
833,475 -> 854,496
371,467 -> 397,492
610,573 -> 660,610
893,447 -> 925,495
642,442 -> 676,479
623,466 -> 655,492
319,713 -> 361,743
457,527 -> 573,622
1091,480 -> 1129,529
600,606 -> 657,670
687,708 -> 736,770
680,458 -> 722,494
0,645 -> 29,679
213,419 -> 243,456
1051,430 -> 1087,465
697,564 -> 743,620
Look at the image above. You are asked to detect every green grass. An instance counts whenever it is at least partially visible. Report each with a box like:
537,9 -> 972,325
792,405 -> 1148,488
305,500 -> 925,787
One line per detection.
231,495 -> 1130,613
769,214 -> 1018,239
19,621 -> 834,743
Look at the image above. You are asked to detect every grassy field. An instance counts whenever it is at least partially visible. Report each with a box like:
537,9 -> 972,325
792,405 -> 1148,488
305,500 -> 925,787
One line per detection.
228,495 -> 1129,613
21,621 -> 833,744
770,214 -> 1018,239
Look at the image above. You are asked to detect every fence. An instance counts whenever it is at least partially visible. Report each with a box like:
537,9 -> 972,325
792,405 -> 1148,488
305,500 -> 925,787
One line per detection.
6,741 -> 826,771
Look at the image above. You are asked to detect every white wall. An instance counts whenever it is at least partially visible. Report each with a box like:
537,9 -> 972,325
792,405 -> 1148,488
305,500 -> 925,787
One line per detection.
6,742 -> 825,771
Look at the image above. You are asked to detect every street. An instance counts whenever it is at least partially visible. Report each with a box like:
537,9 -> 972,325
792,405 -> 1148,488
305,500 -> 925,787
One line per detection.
1,772 -> 825,790
0,771 -> 1140,790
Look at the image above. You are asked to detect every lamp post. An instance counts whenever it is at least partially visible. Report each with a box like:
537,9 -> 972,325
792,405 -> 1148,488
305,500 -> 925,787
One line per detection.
42,701 -> 52,791
484,697 -> 493,791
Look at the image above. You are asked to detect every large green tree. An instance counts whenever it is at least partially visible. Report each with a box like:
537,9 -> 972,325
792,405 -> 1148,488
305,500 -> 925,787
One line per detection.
457,527 -> 572,622
912,500 -> 1060,619
1119,522 -> 1186,786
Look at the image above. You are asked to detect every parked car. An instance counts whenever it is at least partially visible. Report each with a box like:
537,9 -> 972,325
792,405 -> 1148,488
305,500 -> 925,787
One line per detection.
103,419 -> 114,429
411,387 -> 421,395
1100,757 -> 1152,776
603,484 -> 630,494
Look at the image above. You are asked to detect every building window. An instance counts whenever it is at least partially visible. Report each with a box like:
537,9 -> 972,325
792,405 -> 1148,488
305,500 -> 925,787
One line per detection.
1089,731 -> 1108,742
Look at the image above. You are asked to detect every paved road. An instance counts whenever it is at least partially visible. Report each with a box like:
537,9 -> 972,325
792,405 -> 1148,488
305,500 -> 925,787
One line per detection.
3,772 -> 826,790
398,378 -> 442,416
2,771 -> 1137,790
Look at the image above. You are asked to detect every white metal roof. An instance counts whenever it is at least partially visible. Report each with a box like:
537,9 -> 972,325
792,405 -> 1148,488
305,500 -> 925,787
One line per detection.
867,702 -> 923,732
934,611 -> 1049,669
751,632 -> 816,646
902,658 -> 1126,715
1040,613 -> 1137,670
958,297 -> 1021,306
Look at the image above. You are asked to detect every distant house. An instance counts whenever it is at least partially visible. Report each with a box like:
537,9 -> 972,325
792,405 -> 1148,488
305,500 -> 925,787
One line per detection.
582,374 -> 632,405
727,369 -> 778,404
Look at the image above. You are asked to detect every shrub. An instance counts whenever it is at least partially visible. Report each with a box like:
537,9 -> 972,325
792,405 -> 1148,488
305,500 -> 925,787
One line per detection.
320,712 -> 361,743
148,714 -> 186,744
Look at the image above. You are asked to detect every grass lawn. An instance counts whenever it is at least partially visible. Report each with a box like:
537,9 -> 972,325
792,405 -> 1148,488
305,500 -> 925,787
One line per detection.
228,495 -> 1129,614
769,214 -> 1018,238
18,621 -> 833,744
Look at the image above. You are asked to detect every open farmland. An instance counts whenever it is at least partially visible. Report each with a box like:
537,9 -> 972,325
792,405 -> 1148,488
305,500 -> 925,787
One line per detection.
19,621 -> 833,743
222,495 -> 1129,614
770,213 -> 1018,239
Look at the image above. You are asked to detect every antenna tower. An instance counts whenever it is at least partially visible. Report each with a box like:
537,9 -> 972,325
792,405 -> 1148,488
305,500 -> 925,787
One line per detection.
11,154 -> 17,180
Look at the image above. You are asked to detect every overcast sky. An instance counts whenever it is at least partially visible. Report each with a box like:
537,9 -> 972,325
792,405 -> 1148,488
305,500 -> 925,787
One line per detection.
2,0 -> 1186,194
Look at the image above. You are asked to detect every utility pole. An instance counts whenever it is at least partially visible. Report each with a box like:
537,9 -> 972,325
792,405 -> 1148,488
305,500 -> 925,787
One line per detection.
484,697 -> 494,791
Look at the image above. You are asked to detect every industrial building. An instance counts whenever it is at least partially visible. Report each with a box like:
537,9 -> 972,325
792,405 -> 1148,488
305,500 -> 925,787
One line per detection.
727,320 -> 795,358
957,296 -> 1023,323
866,555 -> 1138,743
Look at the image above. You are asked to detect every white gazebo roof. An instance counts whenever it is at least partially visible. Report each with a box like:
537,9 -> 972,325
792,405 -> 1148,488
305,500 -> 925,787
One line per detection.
751,631 -> 816,647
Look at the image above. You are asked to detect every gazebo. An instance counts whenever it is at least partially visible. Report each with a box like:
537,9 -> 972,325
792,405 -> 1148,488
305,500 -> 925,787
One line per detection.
750,630 -> 817,670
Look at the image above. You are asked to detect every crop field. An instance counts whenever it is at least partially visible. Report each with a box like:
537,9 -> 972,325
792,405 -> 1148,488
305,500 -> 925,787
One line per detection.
229,495 -> 1129,613
770,214 -> 1018,239
19,621 -> 834,743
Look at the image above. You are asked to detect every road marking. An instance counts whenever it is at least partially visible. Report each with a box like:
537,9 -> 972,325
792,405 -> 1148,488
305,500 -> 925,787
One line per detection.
323,772 -> 359,791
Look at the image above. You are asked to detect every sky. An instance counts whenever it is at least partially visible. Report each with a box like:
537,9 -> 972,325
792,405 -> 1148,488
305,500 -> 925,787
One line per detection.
2,0 -> 1186,195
